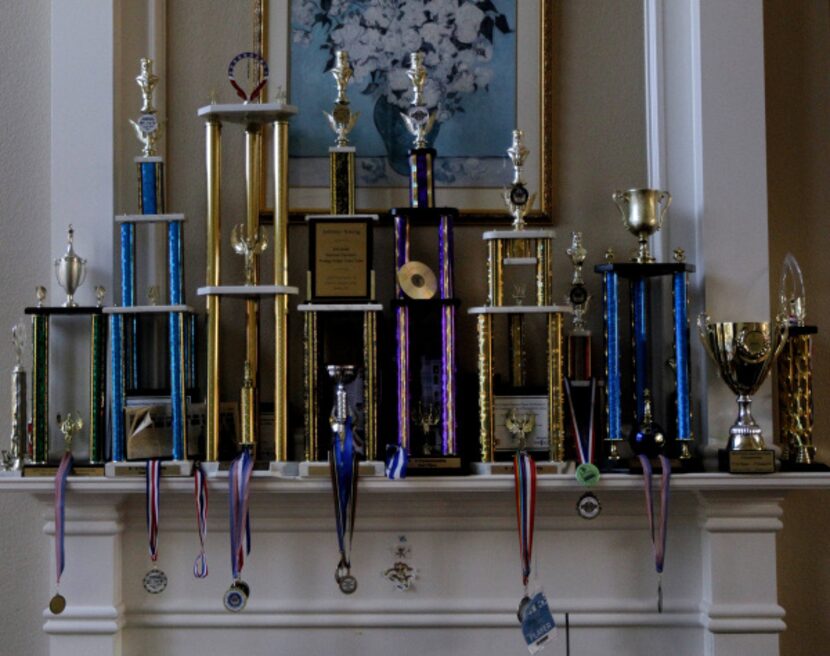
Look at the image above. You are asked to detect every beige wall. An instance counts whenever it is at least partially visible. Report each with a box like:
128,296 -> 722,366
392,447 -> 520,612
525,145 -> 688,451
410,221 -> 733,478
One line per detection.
765,2 -> 830,655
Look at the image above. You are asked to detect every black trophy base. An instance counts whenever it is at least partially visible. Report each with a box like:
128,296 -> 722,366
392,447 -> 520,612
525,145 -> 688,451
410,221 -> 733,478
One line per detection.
779,460 -> 830,472
406,456 -> 465,476
23,463 -> 105,477
626,456 -> 704,475
718,449 -> 776,474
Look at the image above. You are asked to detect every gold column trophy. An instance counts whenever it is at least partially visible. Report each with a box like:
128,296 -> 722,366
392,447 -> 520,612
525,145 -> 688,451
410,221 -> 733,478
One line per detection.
469,130 -> 572,474
1,321 -> 29,475
23,227 -> 107,475
196,52 -> 299,475
698,315 -> 787,473
106,57 -> 197,477
776,254 -> 827,470
298,51 -> 384,478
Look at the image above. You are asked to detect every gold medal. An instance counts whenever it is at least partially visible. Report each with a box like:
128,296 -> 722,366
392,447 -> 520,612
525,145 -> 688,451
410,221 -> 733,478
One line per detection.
49,593 -> 66,615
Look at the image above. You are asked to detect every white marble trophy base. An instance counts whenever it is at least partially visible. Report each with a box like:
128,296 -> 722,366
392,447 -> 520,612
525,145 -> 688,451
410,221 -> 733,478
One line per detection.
200,461 -> 221,476
269,461 -> 300,478
471,460 -> 573,476
0,469 -> 23,477
298,460 -> 386,478
105,460 -> 193,477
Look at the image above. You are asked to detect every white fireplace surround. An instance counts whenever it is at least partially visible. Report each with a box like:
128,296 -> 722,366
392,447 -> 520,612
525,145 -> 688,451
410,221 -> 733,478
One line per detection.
3,1 -> 823,655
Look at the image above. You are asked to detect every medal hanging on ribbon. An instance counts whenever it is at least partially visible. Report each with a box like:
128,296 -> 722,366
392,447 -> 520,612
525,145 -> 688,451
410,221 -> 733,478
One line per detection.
143,459 -> 168,594
227,52 -> 268,104
639,453 -> 671,612
193,462 -> 209,579
330,417 -> 359,594
513,450 -> 537,612
49,450 -> 73,615
225,448 -> 253,612
565,379 -> 602,520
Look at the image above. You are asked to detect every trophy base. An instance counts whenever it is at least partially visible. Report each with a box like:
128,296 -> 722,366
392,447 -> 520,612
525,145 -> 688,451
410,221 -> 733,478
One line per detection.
779,460 -> 830,472
406,456 -> 464,476
470,461 -> 571,476
0,469 -> 23,477
298,460 -> 387,478
269,461 -> 300,478
24,464 -> 105,477
718,449 -> 776,474
104,460 -> 193,477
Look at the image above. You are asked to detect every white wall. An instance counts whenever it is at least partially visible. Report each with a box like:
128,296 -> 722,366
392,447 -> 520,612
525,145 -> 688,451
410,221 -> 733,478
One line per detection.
0,2 -> 51,655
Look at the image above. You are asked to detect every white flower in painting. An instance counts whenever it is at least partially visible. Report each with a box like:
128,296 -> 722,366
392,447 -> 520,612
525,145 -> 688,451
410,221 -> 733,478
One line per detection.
388,67 -> 410,92
420,21 -> 445,50
456,3 -> 486,43
449,66 -> 475,94
401,28 -> 422,53
363,5 -> 392,30
474,66 -> 493,88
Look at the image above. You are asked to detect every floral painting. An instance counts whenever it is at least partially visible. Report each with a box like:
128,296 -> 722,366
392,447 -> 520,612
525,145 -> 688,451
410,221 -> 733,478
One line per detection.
289,0 -> 517,189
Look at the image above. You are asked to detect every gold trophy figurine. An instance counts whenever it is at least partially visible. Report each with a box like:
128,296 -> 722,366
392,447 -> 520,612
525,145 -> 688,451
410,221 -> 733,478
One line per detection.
59,412 -> 84,453
502,129 -> 536,231
324,51 -> 359,147
231,223 -> 270,286
129,58 -> 162,158
401,52 -> 437,148
566,232 -> 590,332
505,409 -> 536,452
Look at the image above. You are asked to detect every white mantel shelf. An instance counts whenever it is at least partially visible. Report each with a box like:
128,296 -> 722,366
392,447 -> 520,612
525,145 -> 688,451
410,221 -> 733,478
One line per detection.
3,472 -> 830,495
7,472 -> 828,655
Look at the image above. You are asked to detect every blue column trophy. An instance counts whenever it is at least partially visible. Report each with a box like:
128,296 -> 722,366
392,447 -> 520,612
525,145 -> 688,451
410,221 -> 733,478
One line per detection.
105,58 -> 195,477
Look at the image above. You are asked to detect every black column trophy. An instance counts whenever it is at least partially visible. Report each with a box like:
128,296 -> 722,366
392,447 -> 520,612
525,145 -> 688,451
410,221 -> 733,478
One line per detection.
195,53 -> 299,475
298,51 -> 384,477
105,58 -> 197,477
595,189 -> 699,471
23,230 -> 106,475
470,130 -> 571,474
775,254 -> 827,470
391,53 -> 461,474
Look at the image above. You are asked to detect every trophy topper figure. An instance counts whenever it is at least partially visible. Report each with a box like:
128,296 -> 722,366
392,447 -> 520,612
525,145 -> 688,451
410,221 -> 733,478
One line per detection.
59,412 -> 84,451
129,58 -> 162,158
567,232 -> 591,331
502,130 -> 536,230
324,51 -> 359,147
505,409 -> 536,451
401,52 -> 437,149
231,223 -> 270,286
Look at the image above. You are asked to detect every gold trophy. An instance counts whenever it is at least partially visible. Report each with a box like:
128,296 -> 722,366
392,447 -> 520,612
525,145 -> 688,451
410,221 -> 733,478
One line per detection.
324,51 -> 359,148
697,315 -> 787,473
129,58 -> 161,158
776,254 -> 825,469
231,223 -> 270,286
400,52 -> 437,149
612,189 -> 671,263
54,225 -> 88,307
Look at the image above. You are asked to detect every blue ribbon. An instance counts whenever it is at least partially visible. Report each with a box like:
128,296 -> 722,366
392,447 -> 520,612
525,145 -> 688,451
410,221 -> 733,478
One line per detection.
54,451 -> 73,587
385,444 -> 408,480
229,450 -> 253,581
331,418 -> 358,567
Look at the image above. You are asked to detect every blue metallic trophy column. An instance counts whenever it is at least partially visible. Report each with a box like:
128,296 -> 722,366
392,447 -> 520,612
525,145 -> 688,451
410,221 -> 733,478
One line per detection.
595,189 -> 697,469
105,58 -> 195,476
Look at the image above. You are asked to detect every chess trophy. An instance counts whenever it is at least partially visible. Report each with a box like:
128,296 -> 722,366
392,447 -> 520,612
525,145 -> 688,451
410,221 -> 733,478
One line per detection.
469,130 -> 571,474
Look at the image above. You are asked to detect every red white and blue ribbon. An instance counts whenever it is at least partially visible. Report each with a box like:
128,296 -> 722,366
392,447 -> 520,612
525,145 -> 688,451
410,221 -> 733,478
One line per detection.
54,451 -> 73,588
564,378 -> 596,466
193,463 -> 209,578
229,449 -> 254,581
146,459 -> 161,563
331,417 -> 359,570
638,453 -> 671,612
513,451 -> 537,589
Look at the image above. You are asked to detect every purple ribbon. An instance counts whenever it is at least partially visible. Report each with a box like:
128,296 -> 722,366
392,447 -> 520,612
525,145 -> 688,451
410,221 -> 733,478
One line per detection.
54,452 -> 73,587
146,459 -> 161,562
229,450 -> 253,580
639,454 -> 671,612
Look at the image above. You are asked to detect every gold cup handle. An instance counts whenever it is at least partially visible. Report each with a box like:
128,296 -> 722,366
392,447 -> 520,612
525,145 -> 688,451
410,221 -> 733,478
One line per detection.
696,313 -> 718,365
771,319 -> 789,360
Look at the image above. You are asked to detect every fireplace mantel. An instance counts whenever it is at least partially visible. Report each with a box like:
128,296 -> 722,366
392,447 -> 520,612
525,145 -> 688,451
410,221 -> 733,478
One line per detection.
5,473 -> 828,656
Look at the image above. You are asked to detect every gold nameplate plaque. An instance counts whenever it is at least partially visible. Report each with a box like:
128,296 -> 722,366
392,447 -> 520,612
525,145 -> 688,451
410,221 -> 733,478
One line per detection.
728,450 -> 776,474
308,214 -> 376,302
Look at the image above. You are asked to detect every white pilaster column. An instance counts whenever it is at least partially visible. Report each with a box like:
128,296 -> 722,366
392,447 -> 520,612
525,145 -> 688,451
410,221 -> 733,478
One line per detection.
698,492 -> 785,656
40,494 -> 125,656
644,0 -> 772,447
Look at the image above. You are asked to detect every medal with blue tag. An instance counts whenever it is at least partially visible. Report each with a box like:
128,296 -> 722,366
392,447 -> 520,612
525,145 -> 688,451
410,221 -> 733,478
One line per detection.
519,590 -> 556,654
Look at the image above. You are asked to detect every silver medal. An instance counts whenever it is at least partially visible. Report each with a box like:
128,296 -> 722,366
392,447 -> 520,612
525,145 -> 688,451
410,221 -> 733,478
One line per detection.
143,567 -> 168,594
223,580 -> 250,613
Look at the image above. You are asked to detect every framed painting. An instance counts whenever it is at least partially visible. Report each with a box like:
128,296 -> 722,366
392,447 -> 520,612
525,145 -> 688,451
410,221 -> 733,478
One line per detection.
267,0 -> 551,217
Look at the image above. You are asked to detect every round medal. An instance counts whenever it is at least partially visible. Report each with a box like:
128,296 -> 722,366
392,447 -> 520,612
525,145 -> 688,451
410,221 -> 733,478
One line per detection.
516,595 -> 531,623
137,114 -> 158,135
408,105 -> 430,128
49,593 -> 66,615
223,580 -> 250,613
576,492 -> 602,520
338,574 -> 358,595
569,284 -> 589,306
575,462 -> 601,486
143,567 -> 168,594
510,184 -> 529,207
